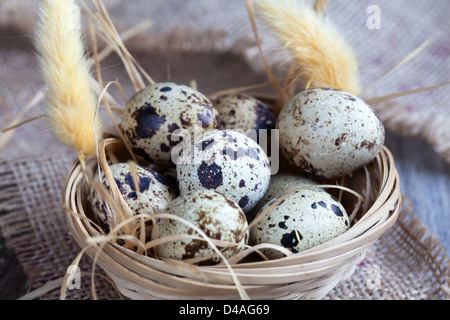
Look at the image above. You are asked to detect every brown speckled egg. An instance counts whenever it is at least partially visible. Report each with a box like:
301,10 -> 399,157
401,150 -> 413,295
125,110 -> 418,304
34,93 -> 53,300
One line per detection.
213,94 -> 275,134
153,189 -> 248,264
176,129 -> 271,213
251,188 -> 349,259
89,162 -> 176,234
249,172 -> 322,221
277,88 -> 385,179
121,82 -> 219,168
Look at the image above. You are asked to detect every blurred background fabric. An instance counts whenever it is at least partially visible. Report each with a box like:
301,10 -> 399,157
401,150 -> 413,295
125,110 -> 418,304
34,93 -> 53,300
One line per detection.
1,0 -> 450,160
0,0 -> 449,299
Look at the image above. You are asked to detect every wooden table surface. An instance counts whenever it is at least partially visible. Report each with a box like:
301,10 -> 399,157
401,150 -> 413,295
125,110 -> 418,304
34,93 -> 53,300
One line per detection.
1,129 -> 449,300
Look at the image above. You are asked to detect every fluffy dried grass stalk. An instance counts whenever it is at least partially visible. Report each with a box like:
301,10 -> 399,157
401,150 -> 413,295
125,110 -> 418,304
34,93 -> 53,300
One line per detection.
253,0 -> 361,99
1,15 -> 152,154
34,0 -> 103,166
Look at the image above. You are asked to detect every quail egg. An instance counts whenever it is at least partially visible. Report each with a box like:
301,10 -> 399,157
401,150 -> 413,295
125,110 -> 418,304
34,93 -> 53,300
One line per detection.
277,88 -> 385,179
213,94 -> 275,135
89,162 -> 176,234
176,129 -> 271,213
249,172 -> 322,221
153,189 -> 248,264
251,188 -> 349,259
121,82 -> 219,168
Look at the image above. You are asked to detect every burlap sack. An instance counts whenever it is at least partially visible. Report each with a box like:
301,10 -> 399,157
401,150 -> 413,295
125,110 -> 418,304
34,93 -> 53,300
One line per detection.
0,0 -> 449,299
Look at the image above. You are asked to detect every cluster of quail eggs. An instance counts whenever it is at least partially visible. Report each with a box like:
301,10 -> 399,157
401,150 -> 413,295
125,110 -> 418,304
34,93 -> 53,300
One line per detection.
88,82 -> 385,264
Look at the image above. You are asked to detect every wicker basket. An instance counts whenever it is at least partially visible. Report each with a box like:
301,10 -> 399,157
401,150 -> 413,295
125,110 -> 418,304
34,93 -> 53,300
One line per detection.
62,133 -> 401,300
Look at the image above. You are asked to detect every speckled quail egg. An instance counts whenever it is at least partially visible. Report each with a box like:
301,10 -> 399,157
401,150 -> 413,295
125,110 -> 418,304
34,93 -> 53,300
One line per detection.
89,162 -> 176,234
277,88 -> 385,179
121,82 -> 219,168
249,172 -> 322,221
213,94 -> 275,135
153,189 -> 248,264
176,129 -> 271,213
251,188 -> 349,259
